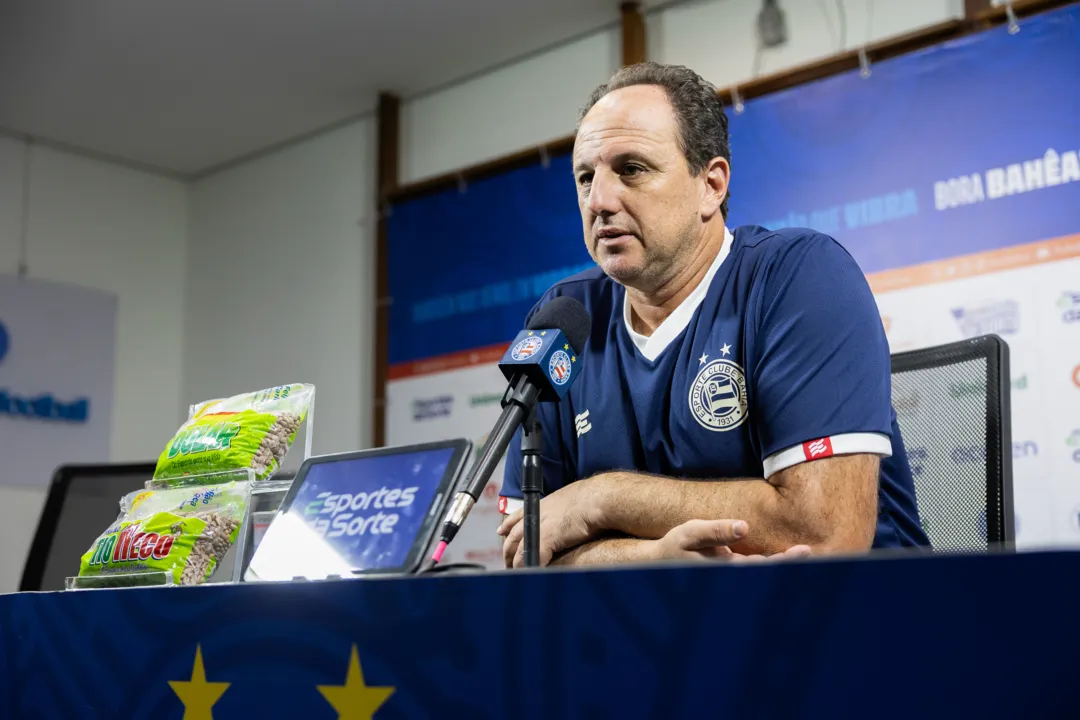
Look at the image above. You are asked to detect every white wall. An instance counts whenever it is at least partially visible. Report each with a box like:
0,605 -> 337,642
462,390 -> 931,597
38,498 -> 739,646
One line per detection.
0,134 -> 188,593
185,119 -> 376,461
401,0 -> 964,183
651,0 -> 964,88
401,27 -> 620,184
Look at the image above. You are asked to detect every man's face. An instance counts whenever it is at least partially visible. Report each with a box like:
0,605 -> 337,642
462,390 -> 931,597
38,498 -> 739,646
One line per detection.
573,85 -> 708,293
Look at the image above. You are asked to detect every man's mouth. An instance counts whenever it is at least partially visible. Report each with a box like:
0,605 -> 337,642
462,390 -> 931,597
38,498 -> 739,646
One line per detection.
595,228 -> 635,246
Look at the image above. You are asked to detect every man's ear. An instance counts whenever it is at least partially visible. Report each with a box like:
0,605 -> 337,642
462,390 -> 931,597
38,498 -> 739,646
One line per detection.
701,156 -> 730,221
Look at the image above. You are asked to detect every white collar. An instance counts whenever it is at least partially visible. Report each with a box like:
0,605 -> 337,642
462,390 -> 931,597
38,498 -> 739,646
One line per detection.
623,226 -> 734,362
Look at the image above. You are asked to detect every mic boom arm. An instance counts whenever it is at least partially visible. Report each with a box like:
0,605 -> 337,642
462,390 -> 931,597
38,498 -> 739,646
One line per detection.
438,375 -> 541,545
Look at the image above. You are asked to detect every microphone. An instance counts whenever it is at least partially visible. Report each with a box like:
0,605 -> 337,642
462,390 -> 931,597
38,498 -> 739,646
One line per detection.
428,296 -> 591,565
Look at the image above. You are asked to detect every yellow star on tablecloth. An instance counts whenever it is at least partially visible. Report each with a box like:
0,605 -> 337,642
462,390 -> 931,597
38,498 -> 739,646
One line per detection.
317,644 -> 395,720
168,644 -> 230,720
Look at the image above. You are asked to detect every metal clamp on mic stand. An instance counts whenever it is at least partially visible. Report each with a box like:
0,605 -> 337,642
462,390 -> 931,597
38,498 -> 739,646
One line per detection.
520,406 -> 543,568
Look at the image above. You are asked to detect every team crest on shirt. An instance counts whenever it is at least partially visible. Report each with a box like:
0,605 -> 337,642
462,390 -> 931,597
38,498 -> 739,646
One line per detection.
689,359 -> 748,431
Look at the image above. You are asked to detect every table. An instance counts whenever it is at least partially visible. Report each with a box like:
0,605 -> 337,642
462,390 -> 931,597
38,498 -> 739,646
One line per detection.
2,550 -> 1078,719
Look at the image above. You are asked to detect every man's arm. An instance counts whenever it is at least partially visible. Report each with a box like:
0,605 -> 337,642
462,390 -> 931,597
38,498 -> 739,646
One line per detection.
549,536 -> 654,566
587,453 -> 878,556
502,453 -> 877,566
548,519 -> 811,566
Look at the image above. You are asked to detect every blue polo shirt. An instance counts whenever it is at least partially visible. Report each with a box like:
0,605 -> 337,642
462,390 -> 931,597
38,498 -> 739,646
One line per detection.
500,225 -> 929,549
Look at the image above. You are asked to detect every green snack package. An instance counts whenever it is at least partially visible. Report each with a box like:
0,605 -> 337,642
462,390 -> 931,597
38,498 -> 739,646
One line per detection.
154,383 -> 314,483
77,481 -> 249,587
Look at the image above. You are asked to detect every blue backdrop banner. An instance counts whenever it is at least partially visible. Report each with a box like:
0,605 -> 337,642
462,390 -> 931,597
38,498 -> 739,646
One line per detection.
387,6 -> 1080,370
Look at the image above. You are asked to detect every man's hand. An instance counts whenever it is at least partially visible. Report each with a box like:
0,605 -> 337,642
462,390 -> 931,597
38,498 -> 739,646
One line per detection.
497,480 -> 603,568
649,519 -> 810,562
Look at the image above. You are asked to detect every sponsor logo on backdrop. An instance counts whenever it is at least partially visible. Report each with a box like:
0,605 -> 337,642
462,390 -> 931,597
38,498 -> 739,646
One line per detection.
1014,441 -> 1038,459
949,381 -> 983,399
908,446 -> 928,477
511,335 -> 544,361
952,442 -> 1037,463
894,387 -> 920,414
763,189 -> 918,234
0,318 -> 90,423
949,375 -> 1027,398
1068,430 -> 1080,463
411,395 -> 454,421
1073,364 -> 1080,388
934,147 -> 1080,211
951,300 -> 1019,338
465,548 -> 503,564
469,393 -> 503,407
1058,292 -> 1080,324
952,446 -> 986,464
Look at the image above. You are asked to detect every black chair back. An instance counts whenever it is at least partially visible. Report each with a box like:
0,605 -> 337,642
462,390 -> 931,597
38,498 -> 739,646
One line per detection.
19,462 -> 155,592
890,334 -> 1014,552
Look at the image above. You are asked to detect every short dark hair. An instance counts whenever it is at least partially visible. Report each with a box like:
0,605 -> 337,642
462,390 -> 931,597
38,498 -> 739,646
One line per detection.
578,62 -> 731,219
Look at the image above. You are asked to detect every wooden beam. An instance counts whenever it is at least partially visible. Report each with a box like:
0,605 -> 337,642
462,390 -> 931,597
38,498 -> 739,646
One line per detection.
964,0 -> 992,21
620,2 -> 647,66
387,0 -> 1076,206
373,92 -> 399,448
975,0 -> 1073,22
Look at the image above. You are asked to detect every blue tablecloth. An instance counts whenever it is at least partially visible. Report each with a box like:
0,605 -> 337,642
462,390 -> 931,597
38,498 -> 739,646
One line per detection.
2,550 -> 1078,718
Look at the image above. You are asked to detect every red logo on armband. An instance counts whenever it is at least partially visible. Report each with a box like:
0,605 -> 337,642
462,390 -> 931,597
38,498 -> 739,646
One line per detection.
803,437 -> 834,460
497,496 -> 509,514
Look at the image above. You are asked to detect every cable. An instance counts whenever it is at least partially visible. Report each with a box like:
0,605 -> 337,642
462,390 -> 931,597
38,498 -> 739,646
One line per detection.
18,138 -> 32,278
835,0 -> 847,50
817,0 -> 838,49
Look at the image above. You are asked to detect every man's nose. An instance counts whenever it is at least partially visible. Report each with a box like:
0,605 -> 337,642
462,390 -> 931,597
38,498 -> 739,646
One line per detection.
587,169 -> 621,217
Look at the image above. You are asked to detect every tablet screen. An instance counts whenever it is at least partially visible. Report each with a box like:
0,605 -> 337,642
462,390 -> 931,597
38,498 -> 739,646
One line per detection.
245,444 -> 461,581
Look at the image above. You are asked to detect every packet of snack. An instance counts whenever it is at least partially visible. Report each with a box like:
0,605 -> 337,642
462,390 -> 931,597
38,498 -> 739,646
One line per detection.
153,383 -> 314,483
77,481 -> 249,587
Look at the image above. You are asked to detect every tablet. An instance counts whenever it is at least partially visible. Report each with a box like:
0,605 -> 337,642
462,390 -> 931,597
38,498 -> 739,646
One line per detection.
244,439 -> 471,582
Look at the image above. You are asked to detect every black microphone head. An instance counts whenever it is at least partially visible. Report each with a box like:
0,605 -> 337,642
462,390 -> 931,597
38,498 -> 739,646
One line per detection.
527,296 -> 591,355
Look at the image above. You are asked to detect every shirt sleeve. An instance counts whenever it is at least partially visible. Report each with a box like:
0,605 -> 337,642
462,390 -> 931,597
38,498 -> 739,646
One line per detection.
749,233 -> 894,479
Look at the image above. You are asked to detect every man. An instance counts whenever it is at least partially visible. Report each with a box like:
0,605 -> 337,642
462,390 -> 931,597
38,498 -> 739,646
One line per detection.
497,62 -> 930,568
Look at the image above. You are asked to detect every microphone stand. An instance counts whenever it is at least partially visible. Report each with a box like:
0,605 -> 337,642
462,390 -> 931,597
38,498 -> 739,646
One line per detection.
520,406 -> 543,568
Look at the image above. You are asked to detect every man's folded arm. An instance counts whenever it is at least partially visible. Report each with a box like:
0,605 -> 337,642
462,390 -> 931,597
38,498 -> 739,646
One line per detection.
563,453 -> 879,560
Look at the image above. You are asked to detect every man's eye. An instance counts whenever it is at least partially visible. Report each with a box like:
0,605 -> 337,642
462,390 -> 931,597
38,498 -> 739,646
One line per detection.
577,173 -> 593,185
623,164 -> 644,176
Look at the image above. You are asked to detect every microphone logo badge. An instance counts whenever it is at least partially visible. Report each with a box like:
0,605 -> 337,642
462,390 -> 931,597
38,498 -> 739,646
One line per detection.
511,335 -> 545,361
548,350 -> 573,386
